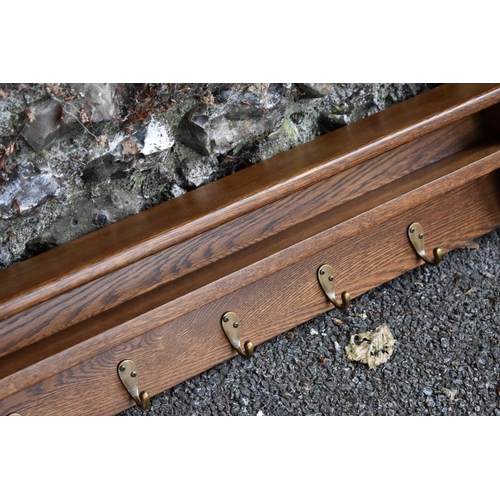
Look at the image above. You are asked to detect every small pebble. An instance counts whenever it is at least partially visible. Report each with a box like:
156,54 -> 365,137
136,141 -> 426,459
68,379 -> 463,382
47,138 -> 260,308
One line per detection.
423,387 -> 433,396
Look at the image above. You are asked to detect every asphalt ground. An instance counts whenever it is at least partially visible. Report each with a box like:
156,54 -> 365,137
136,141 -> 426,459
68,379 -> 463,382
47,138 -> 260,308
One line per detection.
119,227 -> 500,416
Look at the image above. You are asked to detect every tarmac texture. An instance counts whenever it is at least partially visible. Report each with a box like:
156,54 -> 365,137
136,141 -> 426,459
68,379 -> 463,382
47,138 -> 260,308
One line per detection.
120,227 -> 500,416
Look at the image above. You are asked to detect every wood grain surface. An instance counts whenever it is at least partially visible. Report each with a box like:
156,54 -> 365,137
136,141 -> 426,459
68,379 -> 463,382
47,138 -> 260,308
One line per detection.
0,112 -> 487,356
1,147 -> 499,404
1,171 -> 499,415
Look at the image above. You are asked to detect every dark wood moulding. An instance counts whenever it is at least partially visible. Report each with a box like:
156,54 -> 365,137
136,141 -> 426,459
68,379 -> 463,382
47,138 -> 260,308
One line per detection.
1,83 -> 500,415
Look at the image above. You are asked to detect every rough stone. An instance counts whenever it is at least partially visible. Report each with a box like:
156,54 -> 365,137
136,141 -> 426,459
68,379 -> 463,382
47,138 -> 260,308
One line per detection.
18,83 -> 116,151
70,83 -> 116,123
0,84 -> 48,138
82,153 -> 132,182
296,83 -> 333,98
94,210 -> 109,228
257,118 -> 301,161
17,99 -> 66,152
178,84 -> 292,156
176,154 -> 220,189
0,245 -> 11,266
81,117 -> 174,182
140,117 -> 174,156
0,163 -> 60,219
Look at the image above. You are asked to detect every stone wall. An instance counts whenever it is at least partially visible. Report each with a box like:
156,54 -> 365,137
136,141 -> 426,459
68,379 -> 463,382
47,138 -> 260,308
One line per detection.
0,83 -> 438,269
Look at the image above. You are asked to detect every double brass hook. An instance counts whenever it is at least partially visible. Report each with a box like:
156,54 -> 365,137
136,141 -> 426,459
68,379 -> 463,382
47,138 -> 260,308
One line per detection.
221,312 -> 254,359
117,359 -> 150,411
408,222 -> 442,266
317,264 -> 351,309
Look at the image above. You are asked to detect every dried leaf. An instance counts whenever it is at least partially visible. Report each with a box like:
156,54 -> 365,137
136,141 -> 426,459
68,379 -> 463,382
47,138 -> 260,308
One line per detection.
27,107 -> 36,123
3,141 -> 16,156
457,241 -> 479,250
0,141 -> 15,169
200,92 -> 214,106
0,88 -> 9,99
481,270 -> 494,279
79,107 -> 91,124
11,198 -> 21,214
44,83 -> 65,96
97,135 -> 107,147
58,105 -> 66,122
345,324 -> 395,369
121,137 -> 140,155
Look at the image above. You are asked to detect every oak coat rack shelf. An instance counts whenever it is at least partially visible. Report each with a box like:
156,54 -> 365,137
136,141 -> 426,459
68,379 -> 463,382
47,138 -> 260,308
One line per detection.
2,83 -> 500,415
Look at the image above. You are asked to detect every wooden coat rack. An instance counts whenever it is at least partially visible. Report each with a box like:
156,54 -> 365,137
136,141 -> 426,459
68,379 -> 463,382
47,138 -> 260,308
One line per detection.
1,83 -> 500,415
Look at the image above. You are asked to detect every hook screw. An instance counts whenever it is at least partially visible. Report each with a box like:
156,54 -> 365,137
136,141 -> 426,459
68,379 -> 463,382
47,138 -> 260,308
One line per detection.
408,222 -> 443,266
117,360 -> 150,411
221,312 -> 254,359
317,264 -> 351,310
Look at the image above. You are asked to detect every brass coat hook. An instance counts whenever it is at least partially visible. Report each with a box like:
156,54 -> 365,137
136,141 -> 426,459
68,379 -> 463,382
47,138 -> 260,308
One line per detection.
118,359 -> 150,411
221,312 -> 254,359
408,222 -> 443,266
317,264 -> 351,309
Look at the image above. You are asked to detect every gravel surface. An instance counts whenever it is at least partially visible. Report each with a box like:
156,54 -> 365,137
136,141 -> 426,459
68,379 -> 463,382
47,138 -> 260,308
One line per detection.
119,227 -> 500,416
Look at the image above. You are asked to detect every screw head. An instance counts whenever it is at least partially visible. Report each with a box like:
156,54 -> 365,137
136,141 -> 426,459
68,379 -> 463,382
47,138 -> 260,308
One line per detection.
328,275 -> 334,282
233,322 -> 239,328
419,233 -> 424,239
223,316 -> 229,322
319,269 -> 325,275
131,371 -> 137,378
119,365 -> 126,372
410,227 -> 415,233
